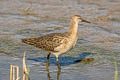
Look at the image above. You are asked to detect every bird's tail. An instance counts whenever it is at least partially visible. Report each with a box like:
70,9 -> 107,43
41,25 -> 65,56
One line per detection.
22,38 -> 36,45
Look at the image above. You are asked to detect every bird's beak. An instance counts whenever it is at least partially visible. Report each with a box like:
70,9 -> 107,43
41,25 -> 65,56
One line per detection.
82,19 -> 91,23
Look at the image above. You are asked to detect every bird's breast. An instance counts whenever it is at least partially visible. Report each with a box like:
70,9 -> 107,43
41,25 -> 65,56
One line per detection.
54,33 -> 78,55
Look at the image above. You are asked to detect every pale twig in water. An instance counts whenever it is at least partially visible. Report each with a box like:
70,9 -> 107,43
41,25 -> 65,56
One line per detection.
114,58 -> 118,80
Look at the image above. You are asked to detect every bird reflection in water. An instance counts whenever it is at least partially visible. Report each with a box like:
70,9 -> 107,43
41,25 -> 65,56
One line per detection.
46,64 -> 61,80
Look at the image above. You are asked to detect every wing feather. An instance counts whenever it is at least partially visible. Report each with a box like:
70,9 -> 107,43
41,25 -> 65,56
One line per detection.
22,33 -> 68,52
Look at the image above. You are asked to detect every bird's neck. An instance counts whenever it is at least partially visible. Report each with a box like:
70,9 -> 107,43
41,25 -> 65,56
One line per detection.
68,20 -> 78,36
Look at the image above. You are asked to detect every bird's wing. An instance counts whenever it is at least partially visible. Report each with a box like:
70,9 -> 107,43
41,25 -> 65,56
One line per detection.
22,33 -> 68,52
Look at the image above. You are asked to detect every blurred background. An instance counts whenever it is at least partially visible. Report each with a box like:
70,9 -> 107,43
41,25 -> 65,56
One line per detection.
0,0 -> 120,80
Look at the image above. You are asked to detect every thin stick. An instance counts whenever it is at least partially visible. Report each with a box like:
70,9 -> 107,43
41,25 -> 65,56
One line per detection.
13,66 -> 15,80
16,66 -> 20,80
10,65 -> 13,80
22,72 -> 25,80
22,53 -> 26,80
23,51 -> 28,80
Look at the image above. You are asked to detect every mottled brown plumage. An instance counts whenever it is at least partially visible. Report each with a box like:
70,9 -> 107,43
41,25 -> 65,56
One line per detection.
22,33 -> 69,52
22,15 -> 90,70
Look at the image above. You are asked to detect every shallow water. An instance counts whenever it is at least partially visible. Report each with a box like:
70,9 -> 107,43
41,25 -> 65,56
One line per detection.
0,0 -> 120,80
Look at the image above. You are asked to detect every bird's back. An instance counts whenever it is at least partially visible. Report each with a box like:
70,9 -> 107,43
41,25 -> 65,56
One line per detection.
22,33 -> 69,52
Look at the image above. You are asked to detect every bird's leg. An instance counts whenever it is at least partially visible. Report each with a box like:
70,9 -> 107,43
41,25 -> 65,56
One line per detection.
46,53 -> 53,80
57,65 -> 61,80
56,56 -> 61,80
56,56 -> 61,71
46,53 -> 51,71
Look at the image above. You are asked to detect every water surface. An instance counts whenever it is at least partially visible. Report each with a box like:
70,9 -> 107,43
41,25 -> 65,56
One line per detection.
0,0 -> 120,80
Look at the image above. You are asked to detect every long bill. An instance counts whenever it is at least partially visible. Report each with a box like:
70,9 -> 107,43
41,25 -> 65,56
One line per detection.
82,19 -> 91,23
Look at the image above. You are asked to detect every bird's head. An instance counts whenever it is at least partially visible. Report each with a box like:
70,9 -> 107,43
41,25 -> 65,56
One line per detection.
72,15 -> 90,23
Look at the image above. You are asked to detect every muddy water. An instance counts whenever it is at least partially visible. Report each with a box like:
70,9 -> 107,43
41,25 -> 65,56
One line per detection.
0,0 -> 120,80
